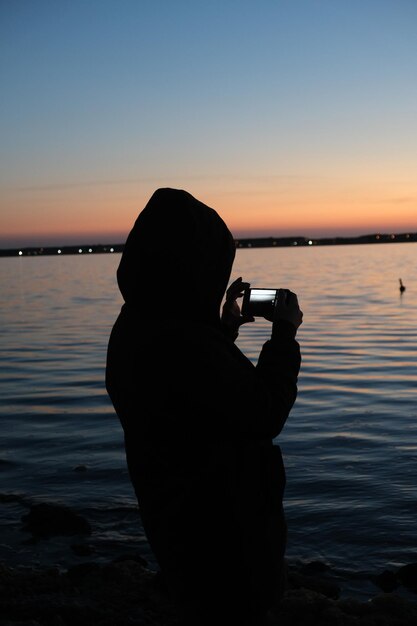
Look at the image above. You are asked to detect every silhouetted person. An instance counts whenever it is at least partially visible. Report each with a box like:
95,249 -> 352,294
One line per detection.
106,188 -> 302,626
399,278 -> 406,293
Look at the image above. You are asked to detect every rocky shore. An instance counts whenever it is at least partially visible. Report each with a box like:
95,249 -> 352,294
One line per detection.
2,556 -> 417,626
1,502 -> 417,625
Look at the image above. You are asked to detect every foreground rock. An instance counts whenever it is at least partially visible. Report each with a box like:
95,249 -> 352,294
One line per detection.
0,559 -> 178,626
373,563 -> 417,594
1,559 -> 417,626
21,503 -> 92,538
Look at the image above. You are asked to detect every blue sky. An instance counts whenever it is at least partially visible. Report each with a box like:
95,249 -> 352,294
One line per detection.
1,0 -> 417,246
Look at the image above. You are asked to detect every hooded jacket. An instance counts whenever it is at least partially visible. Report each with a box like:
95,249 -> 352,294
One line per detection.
106,188 -> 301,624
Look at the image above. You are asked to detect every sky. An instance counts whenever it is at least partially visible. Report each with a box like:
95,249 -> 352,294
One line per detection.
1,0 -> 417,247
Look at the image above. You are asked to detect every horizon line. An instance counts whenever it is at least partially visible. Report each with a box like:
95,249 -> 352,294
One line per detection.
1,231 -> 416,257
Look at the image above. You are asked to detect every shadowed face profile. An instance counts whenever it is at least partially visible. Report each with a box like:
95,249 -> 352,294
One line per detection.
116,188 -> 236,324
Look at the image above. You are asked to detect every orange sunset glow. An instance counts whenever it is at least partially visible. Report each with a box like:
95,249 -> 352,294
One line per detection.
1,2 -> 417,247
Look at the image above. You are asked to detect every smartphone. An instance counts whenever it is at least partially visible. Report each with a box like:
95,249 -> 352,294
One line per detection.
242,287 -> 279,318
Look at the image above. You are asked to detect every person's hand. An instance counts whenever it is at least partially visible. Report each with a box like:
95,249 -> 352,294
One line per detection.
221,277 -> 255,332
270,289 -> 303,330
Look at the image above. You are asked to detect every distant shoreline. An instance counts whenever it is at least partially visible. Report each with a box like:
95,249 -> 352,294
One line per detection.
1,231 -> 416,257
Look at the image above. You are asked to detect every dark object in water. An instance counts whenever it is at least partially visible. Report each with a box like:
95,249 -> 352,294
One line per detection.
374,569 -> 399,593
399,278 -> 406,293
21,502 -> 91,537
397,563 -> 417,590
71,542 -> 95,557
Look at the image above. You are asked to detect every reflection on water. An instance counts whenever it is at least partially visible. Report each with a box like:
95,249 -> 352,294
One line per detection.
0,243 -> 416,597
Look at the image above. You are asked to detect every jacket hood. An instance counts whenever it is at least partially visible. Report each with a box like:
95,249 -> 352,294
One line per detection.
117,188 -> 236,325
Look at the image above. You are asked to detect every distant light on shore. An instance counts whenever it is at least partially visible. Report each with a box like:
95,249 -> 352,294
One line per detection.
3,233 -> 417,258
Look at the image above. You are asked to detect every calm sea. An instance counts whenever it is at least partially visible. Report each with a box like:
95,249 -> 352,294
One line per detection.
1,243 -> 416,599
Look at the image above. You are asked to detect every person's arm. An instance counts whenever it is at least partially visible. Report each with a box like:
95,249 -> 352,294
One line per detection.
254,320 -> 301,437
218,287 -> 302,438
254,289 -> 302,434
199,327 -> 300,439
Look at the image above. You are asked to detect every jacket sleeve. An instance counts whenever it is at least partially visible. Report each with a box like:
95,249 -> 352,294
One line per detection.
254,321 -> 301,437
190,321 -> 301,440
